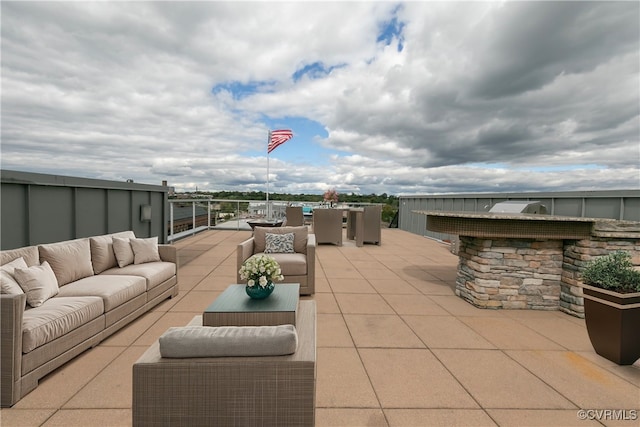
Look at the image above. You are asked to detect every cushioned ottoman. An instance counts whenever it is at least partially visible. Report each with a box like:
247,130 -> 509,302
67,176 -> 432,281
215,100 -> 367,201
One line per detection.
133,301 -> 316,427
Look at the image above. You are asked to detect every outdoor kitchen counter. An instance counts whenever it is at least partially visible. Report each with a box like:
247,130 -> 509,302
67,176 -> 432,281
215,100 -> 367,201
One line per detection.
412,210 -> 611,240
413,211 -> 634,313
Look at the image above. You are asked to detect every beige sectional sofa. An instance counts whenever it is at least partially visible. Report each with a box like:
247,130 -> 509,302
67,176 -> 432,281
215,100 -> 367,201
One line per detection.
0,231 -> 178,407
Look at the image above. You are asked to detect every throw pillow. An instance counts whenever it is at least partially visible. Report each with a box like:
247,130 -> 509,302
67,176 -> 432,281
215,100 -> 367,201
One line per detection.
14,261 -> 59,307
253,226 -> 308,254
90,231 -> 137,274
130,237 -> 161,264
1,257 -> 28,295
264,232 -> 295,254
112,237 -> 135,268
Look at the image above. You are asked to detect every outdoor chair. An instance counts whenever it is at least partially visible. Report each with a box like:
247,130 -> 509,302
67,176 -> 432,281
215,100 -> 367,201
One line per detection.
312,208 -> 343,246
284,205 -> 304,226
362,205 -> 382,245
237,226 -> 315,295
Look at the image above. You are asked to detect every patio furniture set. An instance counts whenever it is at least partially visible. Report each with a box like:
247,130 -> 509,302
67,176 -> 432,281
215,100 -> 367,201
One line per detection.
312,205 -> 382,246
133,228 -> 317,426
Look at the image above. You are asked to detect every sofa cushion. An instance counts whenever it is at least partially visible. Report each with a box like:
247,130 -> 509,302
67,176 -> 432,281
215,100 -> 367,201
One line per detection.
22,296 -> 104,353
1,257 -> 27,295
254,226 -> 308,255
90,231 -> 136,274
252,252 -> 307,276
130,237 -> 161,264
113,237 -> 135,268
159,324 -> 298,358
101,262 -> 176,291
56,274 -> 146,312
0,245 -> 40,268
265,232 -> 295,254
39,238 -> 94,286
14,261 -> 60,308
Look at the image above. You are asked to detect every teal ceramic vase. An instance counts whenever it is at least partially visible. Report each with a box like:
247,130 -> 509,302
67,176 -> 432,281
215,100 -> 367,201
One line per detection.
246,281 -> 275,299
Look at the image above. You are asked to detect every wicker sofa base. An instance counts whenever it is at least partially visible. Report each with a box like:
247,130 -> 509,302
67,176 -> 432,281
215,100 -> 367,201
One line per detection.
0,233 -> 179,407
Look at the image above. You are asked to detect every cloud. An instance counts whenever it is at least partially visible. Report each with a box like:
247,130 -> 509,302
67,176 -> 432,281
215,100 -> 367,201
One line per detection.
1,1 -> 638,195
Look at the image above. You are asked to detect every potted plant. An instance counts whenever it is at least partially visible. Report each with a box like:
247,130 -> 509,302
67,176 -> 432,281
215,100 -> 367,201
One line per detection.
323,188 -> 338,208
580,250 -> 640,365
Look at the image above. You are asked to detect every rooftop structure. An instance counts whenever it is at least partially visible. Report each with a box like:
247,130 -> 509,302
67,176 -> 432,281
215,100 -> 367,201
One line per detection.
1,228 -> 638,426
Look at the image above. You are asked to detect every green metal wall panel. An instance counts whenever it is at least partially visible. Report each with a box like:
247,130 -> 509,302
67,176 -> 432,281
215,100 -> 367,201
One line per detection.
107,189 -> 132,234
29,185 -> 74,244
76,187 -> 108,237
1,184 -> 29,248
1,170 -> 169,250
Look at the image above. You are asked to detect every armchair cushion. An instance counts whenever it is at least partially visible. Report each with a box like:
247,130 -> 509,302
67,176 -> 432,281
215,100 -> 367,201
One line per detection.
159,324 -> 298,358
248,252 -> 307,276
254,226 -> 308,255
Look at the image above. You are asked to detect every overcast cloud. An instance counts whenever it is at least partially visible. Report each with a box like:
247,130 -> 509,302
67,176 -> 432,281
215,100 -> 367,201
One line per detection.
1,1 -> 638,195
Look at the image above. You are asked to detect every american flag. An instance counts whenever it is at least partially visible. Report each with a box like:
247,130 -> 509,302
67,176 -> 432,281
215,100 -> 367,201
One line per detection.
268,129 -> 293,153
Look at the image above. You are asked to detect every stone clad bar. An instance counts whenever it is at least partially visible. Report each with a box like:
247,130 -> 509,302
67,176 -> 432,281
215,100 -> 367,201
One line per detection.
414,211 -> 640,318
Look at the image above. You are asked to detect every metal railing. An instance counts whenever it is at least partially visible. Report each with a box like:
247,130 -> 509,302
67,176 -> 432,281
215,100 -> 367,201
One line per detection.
167,198 -> 381,242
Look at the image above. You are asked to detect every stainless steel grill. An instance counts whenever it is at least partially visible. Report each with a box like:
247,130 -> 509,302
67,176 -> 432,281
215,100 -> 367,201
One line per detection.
489,201 -> 548,214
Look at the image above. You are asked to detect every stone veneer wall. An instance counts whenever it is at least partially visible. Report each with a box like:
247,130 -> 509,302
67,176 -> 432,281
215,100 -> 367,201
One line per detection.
560,221 -> 640,318
457,237 -> 563,310
456,221 -> 640,318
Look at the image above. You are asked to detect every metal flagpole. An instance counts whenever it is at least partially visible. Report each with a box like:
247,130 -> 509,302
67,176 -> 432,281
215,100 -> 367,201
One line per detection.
266,130 -> 271,219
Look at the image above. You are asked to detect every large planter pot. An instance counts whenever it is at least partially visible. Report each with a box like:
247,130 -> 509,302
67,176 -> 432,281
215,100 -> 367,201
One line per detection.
581,284 -> 640,365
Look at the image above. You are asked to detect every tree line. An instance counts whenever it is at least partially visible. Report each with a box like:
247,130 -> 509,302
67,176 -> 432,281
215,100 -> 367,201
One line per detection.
174,190 -> 398,206
172,190 -> 399,224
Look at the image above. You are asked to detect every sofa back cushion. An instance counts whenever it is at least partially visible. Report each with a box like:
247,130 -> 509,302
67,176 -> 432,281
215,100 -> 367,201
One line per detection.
39,238 -> 94,286
254,226 -> 308,255
1,245 -> 40,268
90,231 -> 136,274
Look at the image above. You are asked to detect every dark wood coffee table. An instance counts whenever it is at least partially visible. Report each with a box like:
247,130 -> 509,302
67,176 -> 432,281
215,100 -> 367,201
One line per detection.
203,283 -> 300,327
246,219 -> 285,230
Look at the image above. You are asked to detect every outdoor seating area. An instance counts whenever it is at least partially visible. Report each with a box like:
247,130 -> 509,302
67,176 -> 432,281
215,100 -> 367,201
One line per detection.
1,228 -> 639,426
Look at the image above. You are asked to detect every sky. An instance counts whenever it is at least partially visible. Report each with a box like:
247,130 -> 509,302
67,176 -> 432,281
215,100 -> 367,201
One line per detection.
1,1 -> 639,196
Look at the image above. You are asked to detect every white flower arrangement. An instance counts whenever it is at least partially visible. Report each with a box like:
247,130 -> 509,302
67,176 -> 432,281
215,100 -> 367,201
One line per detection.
239,254 -> 284,288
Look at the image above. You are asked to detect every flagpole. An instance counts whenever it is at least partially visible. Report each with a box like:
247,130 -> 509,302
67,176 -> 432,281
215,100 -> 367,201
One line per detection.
266,130 -> 271,219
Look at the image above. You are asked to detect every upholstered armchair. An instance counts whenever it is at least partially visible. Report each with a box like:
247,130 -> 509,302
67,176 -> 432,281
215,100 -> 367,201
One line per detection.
237,226 -> 315,295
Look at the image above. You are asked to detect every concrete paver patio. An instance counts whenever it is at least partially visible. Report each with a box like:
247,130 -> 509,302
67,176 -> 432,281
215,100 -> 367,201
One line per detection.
1,228 -> 639,426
